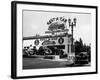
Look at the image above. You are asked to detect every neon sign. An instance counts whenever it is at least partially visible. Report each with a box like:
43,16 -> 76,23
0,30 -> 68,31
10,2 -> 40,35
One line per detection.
47,17 -> 67,25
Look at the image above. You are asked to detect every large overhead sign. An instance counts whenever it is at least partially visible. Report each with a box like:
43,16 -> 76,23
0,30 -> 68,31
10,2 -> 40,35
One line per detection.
47,17 -> 67,31
47,17 -> 67,25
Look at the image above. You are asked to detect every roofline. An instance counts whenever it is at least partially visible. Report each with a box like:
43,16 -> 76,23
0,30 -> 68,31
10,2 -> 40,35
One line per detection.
23,33 -> 72,40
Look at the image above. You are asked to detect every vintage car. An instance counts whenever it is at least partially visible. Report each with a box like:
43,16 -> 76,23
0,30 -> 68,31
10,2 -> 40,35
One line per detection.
75,52 -> 89,65
23,46 -> 38,56
38,46 -> 52,55
23,47 -> 30,56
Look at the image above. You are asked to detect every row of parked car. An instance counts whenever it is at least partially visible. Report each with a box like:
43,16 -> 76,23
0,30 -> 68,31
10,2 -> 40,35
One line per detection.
23,46 -> 90,65
23,46 -> 65,56
75,52 -> 90,65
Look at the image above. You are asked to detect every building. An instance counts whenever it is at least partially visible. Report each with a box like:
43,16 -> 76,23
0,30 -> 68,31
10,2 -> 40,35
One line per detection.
23,17 -> 75,62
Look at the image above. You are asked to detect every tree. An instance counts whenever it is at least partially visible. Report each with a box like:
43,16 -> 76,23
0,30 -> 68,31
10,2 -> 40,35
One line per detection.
75,38 -> 91,56
75,38 -> 91,62
75,38 -> 83,53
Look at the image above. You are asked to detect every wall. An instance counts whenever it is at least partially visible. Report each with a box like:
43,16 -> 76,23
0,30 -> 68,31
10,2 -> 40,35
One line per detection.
0,0 -> 99,80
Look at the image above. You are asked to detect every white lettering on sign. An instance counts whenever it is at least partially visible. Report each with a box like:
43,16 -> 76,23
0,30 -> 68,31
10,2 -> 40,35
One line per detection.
47,17 -> 67,25
40,37 -> 57,41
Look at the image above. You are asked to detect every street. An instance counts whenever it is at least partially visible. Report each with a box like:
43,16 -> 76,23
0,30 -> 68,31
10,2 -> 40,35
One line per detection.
23,57 -> 90,69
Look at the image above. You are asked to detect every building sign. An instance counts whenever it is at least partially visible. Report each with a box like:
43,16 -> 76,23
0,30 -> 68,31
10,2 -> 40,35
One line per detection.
47,17 -> 68,33
42,40 -> 56,45
34,39 -> 39,46
40,37 -> 57,41
47,17 -> 67,25
58,37 -> 64,44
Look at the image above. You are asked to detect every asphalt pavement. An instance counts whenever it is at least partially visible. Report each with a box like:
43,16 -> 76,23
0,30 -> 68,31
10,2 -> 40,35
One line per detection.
23,57 -> 90,69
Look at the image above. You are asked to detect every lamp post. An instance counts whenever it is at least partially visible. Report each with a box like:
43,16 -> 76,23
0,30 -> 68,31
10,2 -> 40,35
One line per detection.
68,18 -> 76,52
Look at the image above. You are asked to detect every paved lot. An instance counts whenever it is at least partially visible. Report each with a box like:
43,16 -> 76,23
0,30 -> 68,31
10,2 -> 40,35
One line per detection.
23,57 -> 72,69
23,57 -> 90,69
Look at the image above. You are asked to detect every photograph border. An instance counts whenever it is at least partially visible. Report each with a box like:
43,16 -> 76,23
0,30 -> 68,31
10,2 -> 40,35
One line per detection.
11,1 -> 98,79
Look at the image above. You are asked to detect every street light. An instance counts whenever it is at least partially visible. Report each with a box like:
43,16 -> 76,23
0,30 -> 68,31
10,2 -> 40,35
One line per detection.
68,18 -> 77,52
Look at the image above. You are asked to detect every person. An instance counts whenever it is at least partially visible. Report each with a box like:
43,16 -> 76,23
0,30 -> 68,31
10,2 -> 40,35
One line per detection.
32,46 -> 38,55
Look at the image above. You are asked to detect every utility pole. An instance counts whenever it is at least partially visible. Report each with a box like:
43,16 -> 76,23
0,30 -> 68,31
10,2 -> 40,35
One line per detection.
68,18 -> 76,52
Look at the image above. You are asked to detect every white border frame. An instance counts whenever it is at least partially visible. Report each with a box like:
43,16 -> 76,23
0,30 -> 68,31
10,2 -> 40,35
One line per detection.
12,2 -> 97,78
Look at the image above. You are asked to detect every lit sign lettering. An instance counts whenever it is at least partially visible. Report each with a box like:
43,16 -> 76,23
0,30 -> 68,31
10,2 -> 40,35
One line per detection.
40,37 -> 57,41
42,40 -> 56,45
47,17 -> 67,25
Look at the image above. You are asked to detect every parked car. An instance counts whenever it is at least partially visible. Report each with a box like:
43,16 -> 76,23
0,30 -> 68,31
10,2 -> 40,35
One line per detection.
31,46 -> 38,55
38,46 -> 52,55
23,46 -> 31,56
47,46 -> 64,55
75,52 -> 89,65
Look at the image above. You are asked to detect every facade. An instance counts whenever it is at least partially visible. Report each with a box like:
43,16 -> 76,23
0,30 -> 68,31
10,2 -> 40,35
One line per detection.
23,31 -> 75,62
23,33 -> 72,54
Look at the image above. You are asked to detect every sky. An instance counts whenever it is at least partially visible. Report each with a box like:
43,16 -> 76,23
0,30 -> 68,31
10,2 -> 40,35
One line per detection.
23,10 -> 91,45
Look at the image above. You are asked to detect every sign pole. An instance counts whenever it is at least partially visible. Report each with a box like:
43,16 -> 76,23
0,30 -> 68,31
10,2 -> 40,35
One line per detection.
68,18 -> 76,53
